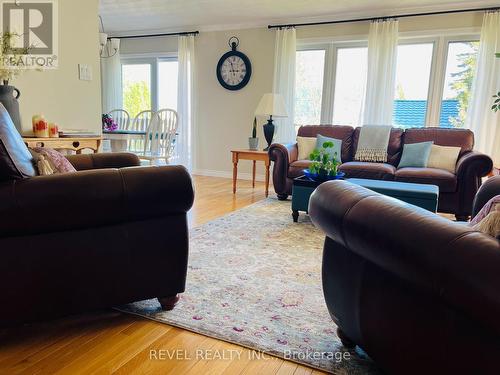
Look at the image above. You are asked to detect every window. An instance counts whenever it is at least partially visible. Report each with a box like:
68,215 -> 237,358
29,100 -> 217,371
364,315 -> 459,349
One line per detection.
440,41 -> 479,128
332,47 -> 368,125
294,50 -> 325,128
121,57 -> 178,118
393,43 -> 434,128
295,32 -> 480,129
122,63 -> 152,117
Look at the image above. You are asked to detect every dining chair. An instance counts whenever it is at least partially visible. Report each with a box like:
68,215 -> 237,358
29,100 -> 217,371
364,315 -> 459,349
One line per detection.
107,109 -> 130,130
138,109 -> 178,165
129,110 -> 155,152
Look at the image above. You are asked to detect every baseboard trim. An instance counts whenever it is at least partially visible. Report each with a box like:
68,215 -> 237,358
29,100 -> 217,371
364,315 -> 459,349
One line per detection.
193,169 -> 266,182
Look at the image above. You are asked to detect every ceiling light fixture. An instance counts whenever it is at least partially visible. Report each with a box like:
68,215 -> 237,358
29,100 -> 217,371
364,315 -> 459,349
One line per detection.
99,15 -> 120,58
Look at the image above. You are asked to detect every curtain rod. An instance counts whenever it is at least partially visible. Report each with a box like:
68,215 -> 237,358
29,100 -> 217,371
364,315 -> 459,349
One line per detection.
108,31 -> 199,40
268,6 -> 499,29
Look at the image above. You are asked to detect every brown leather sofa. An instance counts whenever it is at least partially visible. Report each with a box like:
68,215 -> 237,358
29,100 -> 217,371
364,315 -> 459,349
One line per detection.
309,179 -> 499,375
0,153 -> 194,327
269,125 -> 493,220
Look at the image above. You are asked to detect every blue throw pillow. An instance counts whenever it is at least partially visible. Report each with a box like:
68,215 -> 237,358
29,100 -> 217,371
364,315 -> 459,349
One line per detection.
398,141 -> 434,169
316,134 -> 342,163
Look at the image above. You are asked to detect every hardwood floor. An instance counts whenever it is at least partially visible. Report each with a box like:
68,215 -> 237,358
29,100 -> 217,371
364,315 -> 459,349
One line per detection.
0,176 -> 326,375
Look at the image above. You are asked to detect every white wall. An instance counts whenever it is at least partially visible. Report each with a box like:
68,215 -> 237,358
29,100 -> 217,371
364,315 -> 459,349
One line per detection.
117,11 -> 484,178
194,28 -> 275,178
14,0 -> 102,134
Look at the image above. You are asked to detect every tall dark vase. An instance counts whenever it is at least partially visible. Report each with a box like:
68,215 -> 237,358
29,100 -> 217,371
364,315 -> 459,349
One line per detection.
0,84 -> 21,133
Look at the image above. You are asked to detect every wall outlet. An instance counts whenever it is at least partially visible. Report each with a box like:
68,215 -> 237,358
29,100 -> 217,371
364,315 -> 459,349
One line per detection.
78,64 -> 93,81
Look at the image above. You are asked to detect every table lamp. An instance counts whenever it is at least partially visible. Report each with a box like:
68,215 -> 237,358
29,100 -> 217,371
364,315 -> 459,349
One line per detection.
255,93 -> 288,151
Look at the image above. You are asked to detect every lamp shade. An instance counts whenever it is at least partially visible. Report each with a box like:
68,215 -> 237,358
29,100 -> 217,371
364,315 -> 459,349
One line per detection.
255,93 -> 288,118
110,38 -> 120,51
99,33 -> 108,48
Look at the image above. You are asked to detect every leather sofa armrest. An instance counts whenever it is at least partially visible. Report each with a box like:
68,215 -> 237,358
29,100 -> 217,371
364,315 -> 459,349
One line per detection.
269,143 -> 298,164
65,153 -> 141,171
472,175 -> 500,219
268,143 -> 298,197
455,151 -> 493,217
0,165 -> 194,238
456,151 -> 493,178
309,180 -> 500,335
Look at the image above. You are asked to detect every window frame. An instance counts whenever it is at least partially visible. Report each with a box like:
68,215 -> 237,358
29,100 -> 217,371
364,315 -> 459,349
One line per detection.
297,30 -> 480,128
120,53 -> 178,113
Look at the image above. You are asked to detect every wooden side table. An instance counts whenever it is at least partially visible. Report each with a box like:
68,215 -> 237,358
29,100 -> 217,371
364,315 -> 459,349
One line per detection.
23,137 -> 102,154
231,149 -> 270,197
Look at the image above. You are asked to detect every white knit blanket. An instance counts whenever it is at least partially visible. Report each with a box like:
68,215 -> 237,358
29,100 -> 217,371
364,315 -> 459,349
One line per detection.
354,125 -> 392,162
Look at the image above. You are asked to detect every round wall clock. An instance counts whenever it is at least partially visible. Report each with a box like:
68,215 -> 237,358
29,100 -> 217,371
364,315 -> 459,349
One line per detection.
216,37 -> 252,91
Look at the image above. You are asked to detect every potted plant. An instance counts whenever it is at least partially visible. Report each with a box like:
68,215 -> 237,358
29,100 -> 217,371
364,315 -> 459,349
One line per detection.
492,91 -> 500,112
492,53 -> 500,112
0,32 -> 32,132
248,117 -> 259,150
102,114 -> 118,131
304,141 -> 344,181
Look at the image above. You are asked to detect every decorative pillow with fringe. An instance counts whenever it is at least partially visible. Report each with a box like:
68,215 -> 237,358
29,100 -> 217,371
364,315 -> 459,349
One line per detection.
470,195 -> 500,239
29,147 -> 77,176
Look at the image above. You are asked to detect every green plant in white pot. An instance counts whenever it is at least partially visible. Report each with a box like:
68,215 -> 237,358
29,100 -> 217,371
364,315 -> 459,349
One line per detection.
0,32 -> 32,132
248,117 -> 259,150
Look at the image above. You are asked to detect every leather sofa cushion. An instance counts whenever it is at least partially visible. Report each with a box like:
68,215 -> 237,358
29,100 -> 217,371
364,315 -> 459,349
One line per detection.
297,125 -> 354,162
339,162 -> 396,180
352,127 -> 404,166
0,104 -> 36,181
395,167 -> 457,193
289,160 -> 312,178
403,127 -> 473,158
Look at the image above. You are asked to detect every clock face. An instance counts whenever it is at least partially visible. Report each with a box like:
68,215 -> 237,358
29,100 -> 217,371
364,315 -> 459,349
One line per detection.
221,55 -> 247,86
216,51 -> 252,91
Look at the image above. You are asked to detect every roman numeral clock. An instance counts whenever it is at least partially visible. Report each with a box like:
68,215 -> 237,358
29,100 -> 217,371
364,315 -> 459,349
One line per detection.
216,37 -> 252,91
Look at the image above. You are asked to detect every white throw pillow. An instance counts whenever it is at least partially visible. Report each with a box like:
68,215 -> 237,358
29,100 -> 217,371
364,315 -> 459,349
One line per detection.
427,144 -> 461,173
297,136 -> 317,160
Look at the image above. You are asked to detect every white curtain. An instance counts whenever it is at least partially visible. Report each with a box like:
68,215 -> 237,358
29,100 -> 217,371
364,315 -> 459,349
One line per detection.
100,52 -> 122,113
362,19 -> 399,125
176,34 -> 196,171
273,27 -> 296,143
467,11 -> 500,167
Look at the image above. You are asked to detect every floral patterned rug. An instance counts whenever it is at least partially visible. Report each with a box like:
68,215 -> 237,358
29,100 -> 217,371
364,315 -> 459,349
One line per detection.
117,198 -> 380,374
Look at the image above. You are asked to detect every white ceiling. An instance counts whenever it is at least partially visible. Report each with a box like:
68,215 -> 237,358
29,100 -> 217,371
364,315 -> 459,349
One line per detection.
99,0 -> 498,35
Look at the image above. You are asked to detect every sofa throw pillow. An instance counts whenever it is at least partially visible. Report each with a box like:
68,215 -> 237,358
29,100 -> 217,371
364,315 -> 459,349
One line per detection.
398,141 -> 434,169
316,134 -> 342,163
297,136 -> 317,160
0,103 -> 36,182
30,147 -> 77,176
470,195 -> 500,239
427,144 -> 461,173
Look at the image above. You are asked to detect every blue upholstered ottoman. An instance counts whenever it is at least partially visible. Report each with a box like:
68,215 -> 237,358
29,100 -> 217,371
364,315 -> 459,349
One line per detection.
348,178 -> 439,213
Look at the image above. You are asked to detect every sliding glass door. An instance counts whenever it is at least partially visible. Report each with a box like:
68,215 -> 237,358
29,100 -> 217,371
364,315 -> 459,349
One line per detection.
121,56 -> 178,117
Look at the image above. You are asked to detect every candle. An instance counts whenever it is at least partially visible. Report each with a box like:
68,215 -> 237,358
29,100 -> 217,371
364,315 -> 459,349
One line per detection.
49,123 -> 59,138
32,115 -> 43,134
34,117 -> 49,138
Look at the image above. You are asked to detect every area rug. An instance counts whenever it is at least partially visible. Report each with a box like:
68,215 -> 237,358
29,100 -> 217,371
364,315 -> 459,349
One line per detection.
117,198 -> 380,374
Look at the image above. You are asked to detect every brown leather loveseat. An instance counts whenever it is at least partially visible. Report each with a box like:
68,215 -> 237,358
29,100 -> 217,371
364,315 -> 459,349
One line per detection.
269,125 -> 493,220
0,152 -> 194,327
309,178 -> 500,374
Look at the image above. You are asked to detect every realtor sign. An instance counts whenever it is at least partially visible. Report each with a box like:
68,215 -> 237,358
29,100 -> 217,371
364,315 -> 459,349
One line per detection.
0,0 -> 58,69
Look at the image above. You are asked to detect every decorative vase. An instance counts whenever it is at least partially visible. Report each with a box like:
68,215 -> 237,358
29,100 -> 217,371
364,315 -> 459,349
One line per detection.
263,118 -> 275,151
248,137 -> 259,150
0,84 -> 21,132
